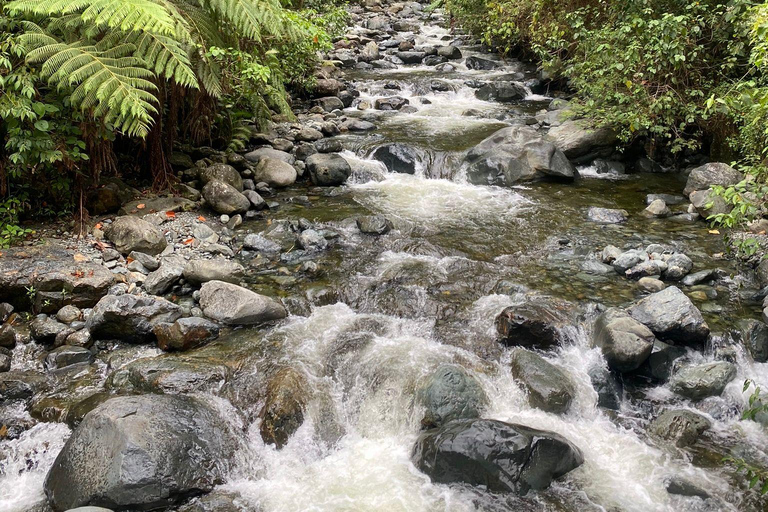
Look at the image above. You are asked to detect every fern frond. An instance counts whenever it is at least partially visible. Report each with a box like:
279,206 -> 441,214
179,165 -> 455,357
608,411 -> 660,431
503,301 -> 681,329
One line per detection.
202,0 -> 286,41
117,31 -> 199,88
196,54 -> 222,97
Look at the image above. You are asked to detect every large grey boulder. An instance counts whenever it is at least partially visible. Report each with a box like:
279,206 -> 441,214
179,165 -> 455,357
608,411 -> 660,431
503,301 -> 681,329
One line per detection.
182,259 -> 244,285
627,287 -> 710,345
412,419 -> 583,494
44,395 -> 243,511
737,319 -> 768,363
648,409 -> 711,447
465,126 -> 575,186
142,256 -> 185,295
593,308 -> 655,372
202,180 -> 250,215
259,367 -> 307,449
417,365 -> 487,428
546,120 -> 617,159
689,188 -> 731,218
244,147 -> 295,166
253,158 -> 297,188
669,361 -> 737,400
199,280 -> 286,325
509,349 -> 574,414
372,143 -> 421,174
106,216 -> 167,256
306,153 -> 352,186
107,356 -> 230,395
198,163 -> 243,191
153,317 -> 220,351
474,82 -> 528,102
86,294 -> 182,343
495,302 -> 567,349
683,162 -> 743,196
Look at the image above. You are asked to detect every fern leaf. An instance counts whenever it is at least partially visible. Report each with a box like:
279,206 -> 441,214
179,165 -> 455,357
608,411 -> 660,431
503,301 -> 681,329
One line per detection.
125,31 -> 198,88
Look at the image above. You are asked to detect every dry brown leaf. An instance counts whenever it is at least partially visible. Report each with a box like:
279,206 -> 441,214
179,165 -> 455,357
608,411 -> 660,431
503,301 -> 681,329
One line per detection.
165,211 -> 176,219
137,203 -> 146,209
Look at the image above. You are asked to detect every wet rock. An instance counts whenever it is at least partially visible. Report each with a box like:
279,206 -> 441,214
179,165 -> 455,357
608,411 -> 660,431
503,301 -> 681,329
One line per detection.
474,82 -> 528,102
360,41 -> 380,62
306,153 -> 352,186
627,287 -> 710,345
260,368 -> 308,449
0,303 -> 13,323
44,394 -> 243,511
176,490 -> 247,512
648,409 -> 711,447
634,340 -> 686,382
683,162 -> 744,196
663,253 -> 693,281
647,193 -> 685,205
314,78 -> 343,96
601,245 -> 622,264
202,180 -> 250,215
669,361 -> 737,400
127,251 -> 160,272
297,229 -> 328,252
588,366 -> 622,410
437,45 -> 462,59
343,119 -> 376,131
586,207 -> 627,224
612,249 -> 648,273
86,294 -> 182,343
106,216 -> 167,256
107,356 -> 230,394
690,188 -> 731,217
643,199 -> 671,218
665,477 -> 710,499
593,308 -> 655,372
244,147 -> 295,166
243,234 -> 281,255
315,96 -> 344,112
418,364 -> 487,429
0,324 -> 16,348
253,158 -> 297,188
509,349 -> 574,414
183,259 -> 244,285
625,259 -> 667,280
143,256 -> 186,295
295,126 -> 324,142
737,319 -> 768,362
637,277 -> 665,293
199,280 -> 286,325
199,163 -> 243,191
372,143 -> 421,174
315,139 -> 343,154
465,126 -> 575,186
30,316 -> 69,344
0,347 -> 11,372
495,302 -> 566,349
119,196 -> 196,216
0,371 -> 48,400
374,96 -> 410,111
396,51 -> 425,64
546,120 -> 617,159
154,317 -> 220,351
681,269 -> 716,286
55,304 -> 82,324
65,328 -> 92,348
44,345 -> 93,370
243,190 -> 267,211
356,215 -> 393,235
465,56 -> 499,70
412,418 -> 583,494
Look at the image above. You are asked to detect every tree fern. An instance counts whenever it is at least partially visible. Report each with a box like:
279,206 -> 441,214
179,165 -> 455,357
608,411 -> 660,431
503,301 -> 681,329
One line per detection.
202,0 -> 287,41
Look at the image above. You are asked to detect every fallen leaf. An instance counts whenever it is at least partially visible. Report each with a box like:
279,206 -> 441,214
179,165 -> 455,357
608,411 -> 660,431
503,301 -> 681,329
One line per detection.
165,211 -> 176,219
94,222 -> 103,230
73,253 -> 88,263
708,229 -> 720,235
71,270 -> 85,278
197,216 -> 206,222
137,203 -> 146,209
183,238 -> 195,245
0,424 -> 7,438
126,256 -> 134,264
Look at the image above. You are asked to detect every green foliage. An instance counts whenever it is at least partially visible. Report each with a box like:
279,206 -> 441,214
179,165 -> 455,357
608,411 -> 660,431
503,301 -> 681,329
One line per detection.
722,380 -> 768,494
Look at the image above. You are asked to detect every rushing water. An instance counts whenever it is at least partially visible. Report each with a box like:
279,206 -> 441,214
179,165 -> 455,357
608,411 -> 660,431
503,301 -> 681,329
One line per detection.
2,6 -> 768,512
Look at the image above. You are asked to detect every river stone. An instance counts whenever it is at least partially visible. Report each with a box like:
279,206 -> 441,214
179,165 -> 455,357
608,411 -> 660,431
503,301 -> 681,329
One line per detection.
588,366 -> 622,410
465,56 -> 499,70
202,180 -> 250,215
107,356 -> 230,395
465,126 -> 575,186
306,153 -> 352,186
495,302 -> 565,349
153,317 -> 220,351
106,216 -> 167,256
297,229 -> 328,252
44,345 -> 93,370
30,316 -> 69,344
412,419 -> 583,494
56,305 -> 82,324
437,45 -> 462,59
612,249 -> 649,274
587,207 -> 627,224
183,259 -> 244,285
260,367 -> 308,449
634,340 -> 687,383
315,96 -> 344,112
295,126 -> 324,142
374,96 -> 410,111
509,349 -> 574,414
86,177 -> 140,215
638,277 -> 665,293
625,259 -> 667,280
681,269 -> 716,286
663,253 -> 693,281
474,82 -> 528,102
737,319 -> 768,362
665,477 -> 710,499
356,215 -> 393,235
417,365 -> 487,429
627,287 -> 710,345
86,294 -> 182,343
0,347 -> 11,372
689,188 -> 731,217
643,199 -> 671,218
396,51 -> 425,64
0,370 -> 48,400
243,234 -> 281,254
593,308 -> 655,372
314,78 -> 343,96
360,41 -> 380,62
65,507 -> 115,512
142,256 -> 185,295
199,163 -> 243,191
244,147 -> 295,166
683,162 -> 744,196
546,120 -> 617,159
0,324 -> 16,348
118,197 -> 196,217
648,409 -> 711,447
669,361 -> 737,400
199,280 -> 287,325
372,143 -> 421,174
44,394 -> 243,511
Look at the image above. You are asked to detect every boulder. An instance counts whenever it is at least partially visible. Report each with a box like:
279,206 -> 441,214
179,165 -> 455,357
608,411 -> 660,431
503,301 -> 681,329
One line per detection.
86,177 -> 140,215
118,197 -> 196,216
546,120 -> 617,159
396,51 -> 425,64
737,319 -> 768,363
0,324 -> 16,348
495,302 -> 566,349
465,56 -> 499,70
669,361 -> 737,400
634,340 -> 686,383
243,234 -> 282,255
374,96 -> 410,111
643,199 -> 671,218
153,317 -> 220,351
314,78 -> 343,96
648,409 -> 711,447
612,249 -> 649,274
372,143 -> 421,174
0,347 -> 10,372
593,308 -> 655,372
244,148 -> 295,166
627,287 -> 710,345
588,366 -> 623,410
259,367 -> 308,449
509,349 -> 574,414
412,419 -> 583,494
689,188 -> 731,217
417,364 -> 487,428
198,163 -> 243,191
143,256 -> 186,295
44,345 -> 93,370
106,216 -> 167,256
663,253 -> 693,281
202,180 -> 250,215
253,158 -> 297,188
683,162 -> 744,196
107,356 -> 230,395
315,96 -> 345,112
44,395 -> 243,511
625,259 -> 668,280
295,126 -> 324,142
182,259 -> 244,285
356,215 -> 393,235
199,280 -> 286,325
30,316 -> 69,344
0,370 -> 48,401
465,126 -> 575,186
86,294 -> 182,343
360,41 -> 380,62
437,46 -> 462,59
586,207 -> 627,224
127,252 -> 159,272
474,82 -> 528,102
306,153 -> 352,186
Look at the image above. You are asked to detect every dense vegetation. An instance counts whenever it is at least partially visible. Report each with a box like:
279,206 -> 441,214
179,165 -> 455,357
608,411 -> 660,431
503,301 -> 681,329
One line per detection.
443,0 -> 768,248
0,0 -> 345,246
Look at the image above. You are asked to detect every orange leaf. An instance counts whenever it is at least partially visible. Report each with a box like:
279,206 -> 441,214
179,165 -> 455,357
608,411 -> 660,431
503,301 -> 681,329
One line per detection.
126,256 -> 134,264
183,238 -> 195,245
708,229 -> 720,235
94,222 -> 103,230
197,216 -> 206,222
165,211 -> 176,219
137,203 -> 146,209
71,270 -> 84,278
